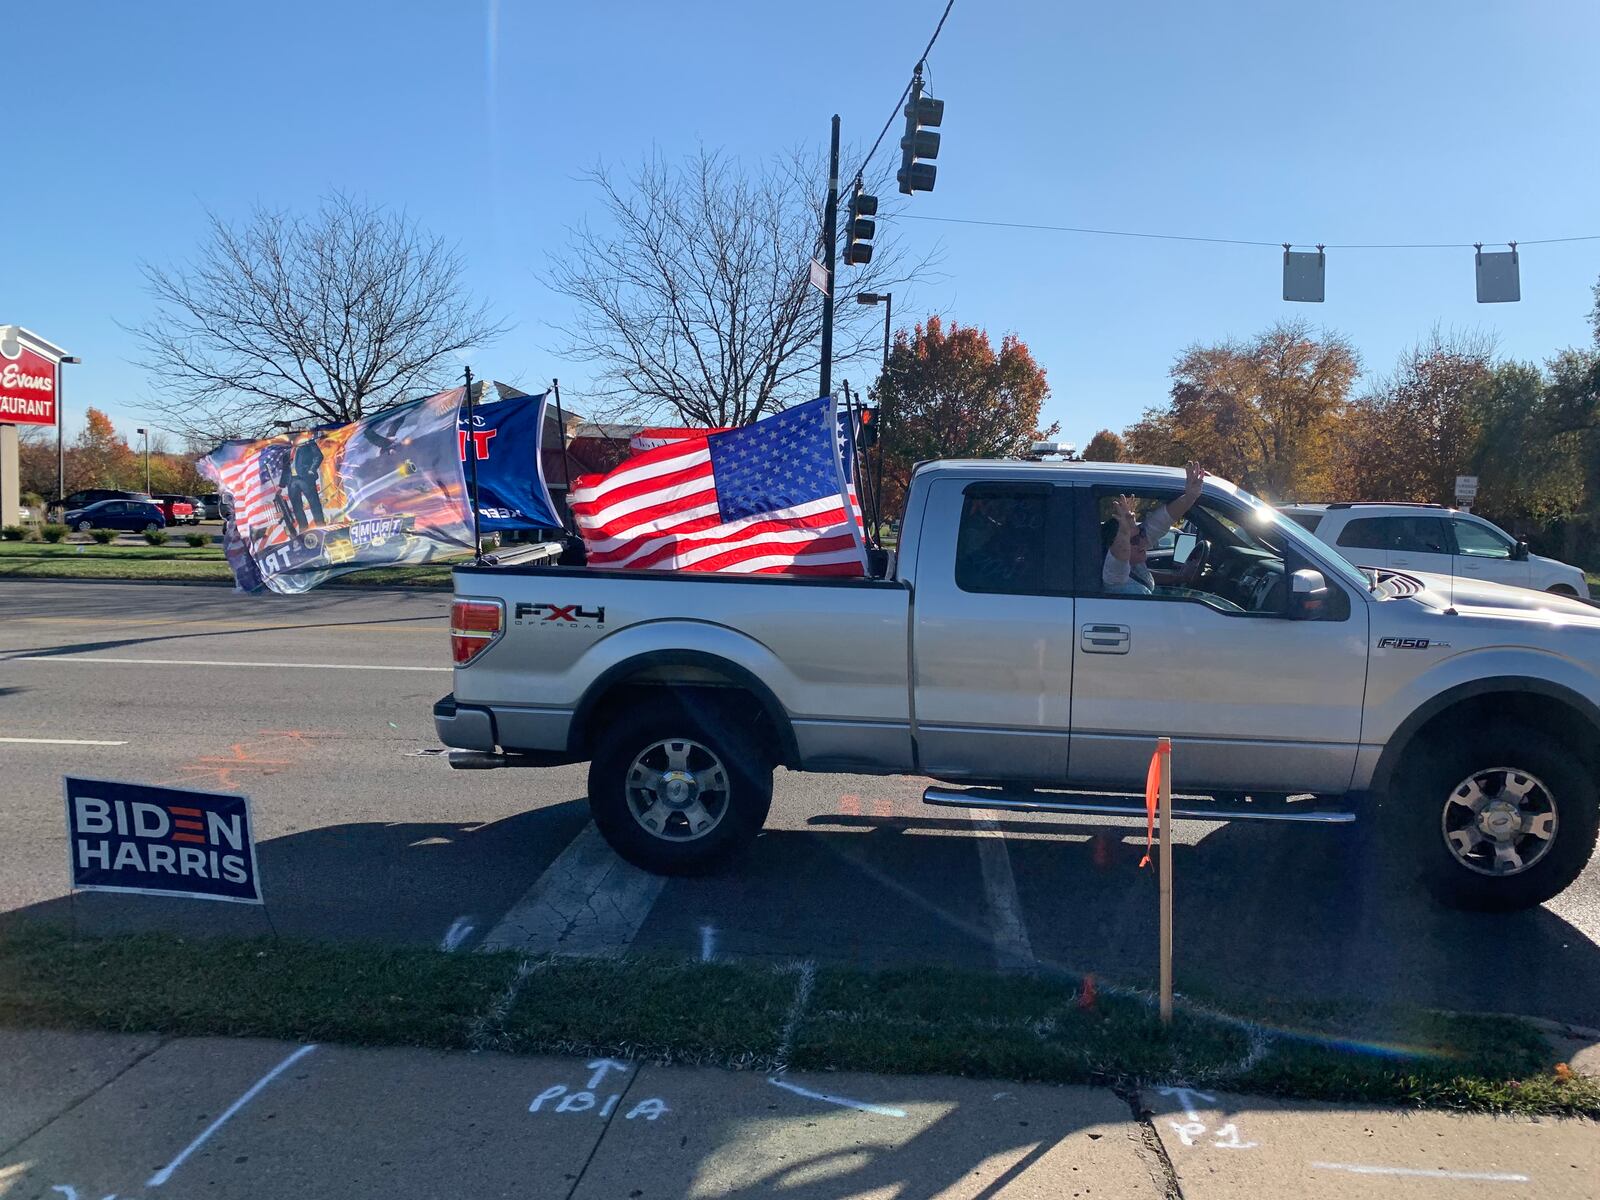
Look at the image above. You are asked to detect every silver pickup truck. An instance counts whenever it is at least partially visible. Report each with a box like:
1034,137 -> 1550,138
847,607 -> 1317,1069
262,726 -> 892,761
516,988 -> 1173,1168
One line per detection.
436,460 -> 1600,912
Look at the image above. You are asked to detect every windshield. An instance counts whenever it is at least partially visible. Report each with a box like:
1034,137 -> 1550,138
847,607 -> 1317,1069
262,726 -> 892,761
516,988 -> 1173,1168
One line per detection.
1215,481 -> 1375,593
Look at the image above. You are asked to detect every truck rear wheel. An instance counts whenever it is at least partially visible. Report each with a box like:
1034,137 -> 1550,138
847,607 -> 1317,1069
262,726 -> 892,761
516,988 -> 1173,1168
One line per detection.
1393,724 -> 1599,911
587,702 -> 772,876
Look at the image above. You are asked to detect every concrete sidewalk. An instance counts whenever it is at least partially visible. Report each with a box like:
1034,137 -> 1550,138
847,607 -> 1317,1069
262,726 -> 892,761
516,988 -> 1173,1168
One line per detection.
0,1029 -> 1594,1200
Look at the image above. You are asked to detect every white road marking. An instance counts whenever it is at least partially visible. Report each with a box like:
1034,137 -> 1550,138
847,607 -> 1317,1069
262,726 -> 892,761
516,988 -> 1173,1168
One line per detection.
1311,1162 -> 1530,1183
699,923 -> 717,962
478,823 -> 665,955
768,1077 -> 907,1118
146,1043 -> 317,1188
0,737 -> 128,746
440,918 -> 474,952
16,656 -> 449,673
968,814 -> 1037,972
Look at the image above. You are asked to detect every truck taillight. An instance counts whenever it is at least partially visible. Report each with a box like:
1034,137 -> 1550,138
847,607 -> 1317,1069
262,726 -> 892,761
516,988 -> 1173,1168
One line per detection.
450,598 -> 503,666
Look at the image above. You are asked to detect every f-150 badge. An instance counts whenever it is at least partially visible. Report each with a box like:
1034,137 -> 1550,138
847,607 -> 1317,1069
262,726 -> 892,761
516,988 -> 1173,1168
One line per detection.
1377,637 -> 1449,649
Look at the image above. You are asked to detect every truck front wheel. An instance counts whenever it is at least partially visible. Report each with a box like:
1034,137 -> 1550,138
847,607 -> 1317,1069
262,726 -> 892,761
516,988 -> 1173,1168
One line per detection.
1394,724 -> 1599,911
587,703 -> 773,876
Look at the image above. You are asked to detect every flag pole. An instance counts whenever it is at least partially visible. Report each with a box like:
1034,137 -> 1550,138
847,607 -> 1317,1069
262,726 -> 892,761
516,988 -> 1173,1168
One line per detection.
463,366 -> 482,564
1158,735 -> 1174,1026
550,378 -> 577,536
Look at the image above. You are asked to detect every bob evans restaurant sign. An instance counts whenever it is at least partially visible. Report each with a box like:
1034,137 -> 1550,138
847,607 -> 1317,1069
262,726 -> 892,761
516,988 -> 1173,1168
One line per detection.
65,777 -> 262,903
0,329 -> 59,426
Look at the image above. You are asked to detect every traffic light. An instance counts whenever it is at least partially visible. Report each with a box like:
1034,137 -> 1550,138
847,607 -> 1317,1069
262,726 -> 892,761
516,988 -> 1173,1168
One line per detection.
897,73 -> 944,195
844,184 -> 877,266
858,407 -> 879,448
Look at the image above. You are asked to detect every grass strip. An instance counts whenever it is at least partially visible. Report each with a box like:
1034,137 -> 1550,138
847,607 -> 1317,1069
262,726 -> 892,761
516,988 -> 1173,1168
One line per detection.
0,928 -> 1593,1116
0,543 -> 224,559
0,556 -> 452,586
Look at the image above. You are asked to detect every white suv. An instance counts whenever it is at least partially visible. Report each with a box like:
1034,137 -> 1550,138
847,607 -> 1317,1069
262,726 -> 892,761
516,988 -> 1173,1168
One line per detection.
1277,503 -> 1590,598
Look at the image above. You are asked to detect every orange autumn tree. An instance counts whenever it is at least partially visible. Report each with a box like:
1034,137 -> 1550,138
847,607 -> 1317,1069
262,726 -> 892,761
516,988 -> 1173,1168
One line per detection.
872,316 -> 1056,515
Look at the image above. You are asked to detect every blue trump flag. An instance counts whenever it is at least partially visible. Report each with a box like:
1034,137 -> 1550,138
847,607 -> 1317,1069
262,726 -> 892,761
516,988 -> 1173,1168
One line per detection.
458,385 -> 563,533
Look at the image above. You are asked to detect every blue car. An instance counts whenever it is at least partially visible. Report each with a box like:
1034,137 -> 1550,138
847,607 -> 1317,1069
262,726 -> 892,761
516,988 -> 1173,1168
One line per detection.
64,498 -> 167,534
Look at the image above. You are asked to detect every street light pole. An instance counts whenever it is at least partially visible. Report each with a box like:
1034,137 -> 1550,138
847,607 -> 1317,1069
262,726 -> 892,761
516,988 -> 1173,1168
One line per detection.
56,355 -> 81,508
819,114 -> 841,400
136,427 -> 150,493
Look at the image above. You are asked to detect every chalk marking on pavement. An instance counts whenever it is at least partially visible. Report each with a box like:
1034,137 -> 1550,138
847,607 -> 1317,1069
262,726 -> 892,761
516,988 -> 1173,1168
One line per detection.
968,814 -> 1037,972
1311,1162 -> 1530,1183
441,918 -> 475,952
768,1077 -> 907,1118
1157,1086 -> 1218,1123
478,823 -> 666,955
146,1043 -> 317,1188
699,924 -> 717,962
16,656 -> 450,673
0,737 -> 128,746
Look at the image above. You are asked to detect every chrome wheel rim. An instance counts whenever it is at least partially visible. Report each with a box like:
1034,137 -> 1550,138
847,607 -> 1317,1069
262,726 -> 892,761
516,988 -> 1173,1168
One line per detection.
1441,767 -> 1558,877
625,738 -> 731,843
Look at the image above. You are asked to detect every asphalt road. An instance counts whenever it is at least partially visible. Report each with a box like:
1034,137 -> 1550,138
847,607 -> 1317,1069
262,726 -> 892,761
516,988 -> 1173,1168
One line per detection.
3,578 -> 1599,1028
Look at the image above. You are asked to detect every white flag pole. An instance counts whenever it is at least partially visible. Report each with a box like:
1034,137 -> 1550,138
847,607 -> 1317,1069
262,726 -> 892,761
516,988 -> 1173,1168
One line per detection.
825,393 -> 871,575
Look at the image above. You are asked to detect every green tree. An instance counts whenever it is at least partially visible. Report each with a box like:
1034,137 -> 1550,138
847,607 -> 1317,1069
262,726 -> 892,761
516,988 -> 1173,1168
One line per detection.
1124,320 -> 1358,499
1081,428 -> 1125,462
874,317 -> 1056,513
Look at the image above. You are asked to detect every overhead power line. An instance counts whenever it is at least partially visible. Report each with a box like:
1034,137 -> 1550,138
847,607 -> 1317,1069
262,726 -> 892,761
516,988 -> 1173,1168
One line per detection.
896,212 -> 1600,251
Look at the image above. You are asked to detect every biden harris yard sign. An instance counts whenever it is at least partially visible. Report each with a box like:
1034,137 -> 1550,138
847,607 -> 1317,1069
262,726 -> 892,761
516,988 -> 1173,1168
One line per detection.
65,778 -> 262,904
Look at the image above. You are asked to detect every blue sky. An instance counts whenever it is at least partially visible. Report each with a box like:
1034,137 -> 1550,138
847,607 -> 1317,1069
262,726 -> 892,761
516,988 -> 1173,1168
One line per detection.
7,0 -> 1598,452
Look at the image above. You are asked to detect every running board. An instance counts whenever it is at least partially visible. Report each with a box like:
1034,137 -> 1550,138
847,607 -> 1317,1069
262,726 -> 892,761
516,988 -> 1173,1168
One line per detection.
922,786 -> 1357,824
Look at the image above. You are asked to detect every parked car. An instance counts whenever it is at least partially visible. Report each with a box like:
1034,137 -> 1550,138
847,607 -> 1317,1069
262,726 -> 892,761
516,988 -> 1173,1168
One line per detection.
437,461 -> 1600,913
63,499 -> 166,534
1278,503 -> 1590,599
198,493 -> 223,520
57,488 -> 155,513
153,494 -> 199,525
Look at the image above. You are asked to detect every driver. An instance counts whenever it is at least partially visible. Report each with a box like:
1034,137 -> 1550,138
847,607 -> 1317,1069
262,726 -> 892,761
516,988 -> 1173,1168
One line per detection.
1102,462 -> 1207,594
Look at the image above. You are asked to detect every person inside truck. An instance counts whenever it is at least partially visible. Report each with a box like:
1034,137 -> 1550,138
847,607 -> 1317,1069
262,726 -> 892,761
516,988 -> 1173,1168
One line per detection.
1101,461 -> 1207,594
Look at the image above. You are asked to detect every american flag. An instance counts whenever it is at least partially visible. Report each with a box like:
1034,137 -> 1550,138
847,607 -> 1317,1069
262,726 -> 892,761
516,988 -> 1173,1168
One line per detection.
216,441 -> 290,545
570,397 -> 868,575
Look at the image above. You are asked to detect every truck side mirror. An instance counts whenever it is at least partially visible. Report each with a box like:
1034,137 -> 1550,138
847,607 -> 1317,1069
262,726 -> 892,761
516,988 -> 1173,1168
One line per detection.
1512,539 -> 1530,562
1290,568 -> 1329,619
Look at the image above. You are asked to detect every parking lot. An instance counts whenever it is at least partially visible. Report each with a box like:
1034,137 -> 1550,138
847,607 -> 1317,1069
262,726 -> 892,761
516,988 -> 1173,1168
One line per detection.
4,579 -> 1599,1028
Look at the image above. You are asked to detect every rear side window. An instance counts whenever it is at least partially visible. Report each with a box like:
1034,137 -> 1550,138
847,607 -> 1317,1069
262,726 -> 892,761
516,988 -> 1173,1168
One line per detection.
1390,516 -> 1450,553
1285,512 -> 1323,533
954,487 -> 1063,596
1336,517 -> 1387,549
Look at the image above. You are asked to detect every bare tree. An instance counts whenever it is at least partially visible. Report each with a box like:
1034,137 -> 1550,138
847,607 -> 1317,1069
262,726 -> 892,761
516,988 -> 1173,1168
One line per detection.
132,193 -> 506,441
546,147 -> 927,427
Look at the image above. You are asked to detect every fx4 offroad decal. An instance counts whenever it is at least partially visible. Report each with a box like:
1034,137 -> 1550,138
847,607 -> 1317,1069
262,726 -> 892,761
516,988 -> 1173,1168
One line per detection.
514,602 -> 607,626
1377,637 -> 1449,649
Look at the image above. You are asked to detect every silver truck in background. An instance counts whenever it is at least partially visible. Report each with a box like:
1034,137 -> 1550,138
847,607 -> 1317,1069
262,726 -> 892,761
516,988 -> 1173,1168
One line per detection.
437,461 -> 1600,912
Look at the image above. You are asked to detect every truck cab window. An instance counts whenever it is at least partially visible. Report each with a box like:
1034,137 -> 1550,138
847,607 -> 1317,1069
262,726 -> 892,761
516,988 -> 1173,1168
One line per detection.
954,489 -> 1056,596
1094,490 -> 1294,615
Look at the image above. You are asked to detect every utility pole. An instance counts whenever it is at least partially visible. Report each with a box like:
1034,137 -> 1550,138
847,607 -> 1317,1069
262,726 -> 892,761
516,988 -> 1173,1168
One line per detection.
819,114 -> 840,400
136,427 -> 150,493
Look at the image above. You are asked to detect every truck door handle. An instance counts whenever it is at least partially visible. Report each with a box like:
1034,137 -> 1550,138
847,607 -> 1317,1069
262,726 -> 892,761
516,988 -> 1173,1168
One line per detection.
1081,623 -> 1131,654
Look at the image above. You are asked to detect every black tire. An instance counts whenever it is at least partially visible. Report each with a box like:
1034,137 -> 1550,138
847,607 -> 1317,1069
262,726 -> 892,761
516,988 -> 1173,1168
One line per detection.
1390,724 -> 1599,911
76,520 -> 92,533
143,522 -> 160,534
587,700 -> 772,876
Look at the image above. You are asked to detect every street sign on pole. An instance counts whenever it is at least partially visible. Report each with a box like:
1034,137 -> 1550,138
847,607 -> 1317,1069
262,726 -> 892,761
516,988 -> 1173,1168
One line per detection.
809,258 -> 830,297
1455,475 -> 1479,509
